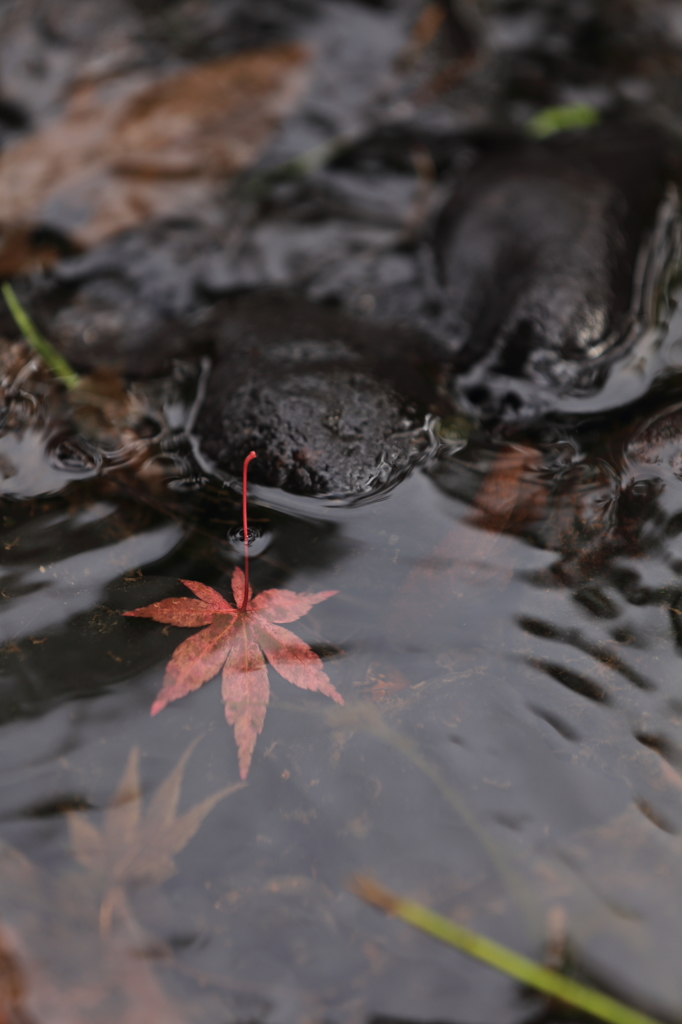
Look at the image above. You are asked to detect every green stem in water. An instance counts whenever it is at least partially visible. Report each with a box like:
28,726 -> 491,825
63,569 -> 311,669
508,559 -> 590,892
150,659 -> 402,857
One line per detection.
2,281 -> 81,390
352,877 -> 663,1024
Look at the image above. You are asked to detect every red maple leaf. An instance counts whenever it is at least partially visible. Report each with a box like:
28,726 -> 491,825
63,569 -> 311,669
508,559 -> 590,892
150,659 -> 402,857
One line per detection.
124,569 -> 342,778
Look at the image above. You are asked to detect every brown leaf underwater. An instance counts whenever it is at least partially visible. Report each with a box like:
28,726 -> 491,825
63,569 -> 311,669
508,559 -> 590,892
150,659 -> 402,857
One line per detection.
0,42 -> 311,253
67,739 -> 243,906
0,741 -> 241,1024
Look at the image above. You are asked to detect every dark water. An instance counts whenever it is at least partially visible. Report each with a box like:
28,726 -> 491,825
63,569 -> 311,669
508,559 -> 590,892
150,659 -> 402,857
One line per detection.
3,325 -> 682,1022
3,1 -> 682,1023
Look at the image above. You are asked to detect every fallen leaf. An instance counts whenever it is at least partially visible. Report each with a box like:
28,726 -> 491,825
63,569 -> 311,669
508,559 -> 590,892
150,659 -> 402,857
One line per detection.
0,746 -> 221,1024
466,444 -> 546,534
67,739 -> 243,927
124,570 -> 342,779
0,43 -> 310,252
112,44 -> 309,178
21,928 -> 190,1024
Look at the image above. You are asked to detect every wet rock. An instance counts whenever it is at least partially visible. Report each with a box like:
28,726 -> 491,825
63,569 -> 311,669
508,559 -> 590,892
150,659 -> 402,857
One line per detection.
193,292 -> 447,496
434,125 -> 680,417
0,221 -> 225,378
5,1 -> 682,501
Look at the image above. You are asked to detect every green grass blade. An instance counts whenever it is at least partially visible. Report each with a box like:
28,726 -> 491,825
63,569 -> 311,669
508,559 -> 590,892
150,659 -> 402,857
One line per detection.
353,877 -> 663,1024
2,282 -> 81,389
525,102 -> 599,139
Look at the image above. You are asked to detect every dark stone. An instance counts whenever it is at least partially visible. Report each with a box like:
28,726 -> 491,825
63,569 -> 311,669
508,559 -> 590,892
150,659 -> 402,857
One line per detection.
1,221 -> 220,378
435,125 -> 676,415
193,292 -> 447,496
3,122 -> 679,498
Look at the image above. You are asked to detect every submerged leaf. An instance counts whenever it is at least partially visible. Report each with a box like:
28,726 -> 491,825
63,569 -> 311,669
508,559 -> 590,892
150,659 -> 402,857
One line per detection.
467,444 -> 546,534
0,43 -> 310,251
67,740 -> 243,891
125,569 -> 341,778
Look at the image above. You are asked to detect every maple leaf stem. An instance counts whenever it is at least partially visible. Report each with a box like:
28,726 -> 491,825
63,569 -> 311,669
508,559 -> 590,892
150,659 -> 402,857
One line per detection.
240,451 -> 257,611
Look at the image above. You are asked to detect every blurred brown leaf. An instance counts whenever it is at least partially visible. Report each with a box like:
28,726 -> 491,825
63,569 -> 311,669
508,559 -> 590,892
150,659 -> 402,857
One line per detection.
0,42 -> 310,260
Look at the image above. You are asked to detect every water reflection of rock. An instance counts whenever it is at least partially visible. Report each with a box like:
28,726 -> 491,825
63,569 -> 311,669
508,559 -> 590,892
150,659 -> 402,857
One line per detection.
431,394 -> 682,590
425,398 -> 682,798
